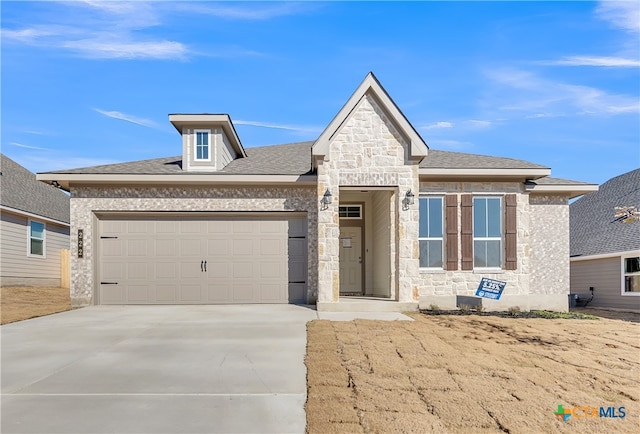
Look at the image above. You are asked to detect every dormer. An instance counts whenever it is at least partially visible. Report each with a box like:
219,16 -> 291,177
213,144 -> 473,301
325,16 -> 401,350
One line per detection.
169,114 -> 246,172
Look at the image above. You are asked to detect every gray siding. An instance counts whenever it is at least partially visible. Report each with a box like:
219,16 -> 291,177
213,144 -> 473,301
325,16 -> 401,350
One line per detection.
570,257 -> 640,310
218,131 -> 236,170
0,210 -> 70,286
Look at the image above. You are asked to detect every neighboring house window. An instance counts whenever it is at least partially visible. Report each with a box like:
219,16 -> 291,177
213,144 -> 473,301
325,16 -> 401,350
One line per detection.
623,256 -> 640,294
194,130 -> 210,161
473,197 -> 502,268
29,220 -> 45,257
419,197 -> 443,268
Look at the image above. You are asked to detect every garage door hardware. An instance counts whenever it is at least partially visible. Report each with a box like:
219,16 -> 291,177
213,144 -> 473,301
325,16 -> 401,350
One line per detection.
201,260 -> 207,272
100,236 -> 118,239
101,282 -> 118,285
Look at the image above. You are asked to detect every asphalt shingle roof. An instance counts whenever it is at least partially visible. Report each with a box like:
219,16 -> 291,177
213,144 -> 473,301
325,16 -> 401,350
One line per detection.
528,176 -> 595,186
419,149 -> 548,170
570,168 -> 640,257
1,154 -> 70,224
43,142 -> 550,176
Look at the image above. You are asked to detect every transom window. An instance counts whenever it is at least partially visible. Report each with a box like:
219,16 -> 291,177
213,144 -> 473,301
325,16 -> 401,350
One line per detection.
194,130 -> 210,161
339,205 -> 362,219
623,256 -> 640,293
473,197 -> 502,268
29,220 -> 45,256
419,197 -> 443,268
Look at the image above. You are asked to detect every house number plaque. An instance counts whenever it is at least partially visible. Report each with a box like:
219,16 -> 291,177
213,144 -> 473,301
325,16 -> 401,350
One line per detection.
77,229 -> 84,258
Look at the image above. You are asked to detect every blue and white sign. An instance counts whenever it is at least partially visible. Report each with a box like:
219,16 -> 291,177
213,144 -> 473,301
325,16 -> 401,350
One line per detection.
475,277 -> 507,300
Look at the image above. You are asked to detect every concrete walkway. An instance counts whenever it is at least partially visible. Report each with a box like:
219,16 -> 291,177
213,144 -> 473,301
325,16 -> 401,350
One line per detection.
1,305 -> 317,434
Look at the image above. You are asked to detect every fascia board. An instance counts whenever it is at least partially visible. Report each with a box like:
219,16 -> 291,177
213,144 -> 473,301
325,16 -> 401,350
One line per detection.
36,173 -> 317,189
525,183 -> 598,198
570,250 -> 640,262
0,205 -> 70,227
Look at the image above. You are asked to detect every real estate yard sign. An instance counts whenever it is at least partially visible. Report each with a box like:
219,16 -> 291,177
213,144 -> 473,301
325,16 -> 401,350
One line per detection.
475,278 -> 507,300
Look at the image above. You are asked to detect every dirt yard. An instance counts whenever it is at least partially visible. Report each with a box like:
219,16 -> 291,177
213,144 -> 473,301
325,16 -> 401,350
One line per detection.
305,312 -> 640,434
0,286 -> 72,325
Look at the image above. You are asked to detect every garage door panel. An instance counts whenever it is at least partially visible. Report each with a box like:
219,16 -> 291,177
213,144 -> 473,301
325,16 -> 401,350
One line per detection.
207,239 -> 230,256
180,285 -> 203,302
99,215 -> 307,305
156,239 -> 177,256
156,285 -> 177,302
128,285 -> 150,302
207,261 -> 228,278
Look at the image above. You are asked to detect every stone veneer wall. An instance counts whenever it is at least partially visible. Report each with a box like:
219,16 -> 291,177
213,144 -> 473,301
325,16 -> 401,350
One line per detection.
70,185 -> 317,306
316,93 -> 421,303
529,194 -> 570,296
417,182 -> 530,303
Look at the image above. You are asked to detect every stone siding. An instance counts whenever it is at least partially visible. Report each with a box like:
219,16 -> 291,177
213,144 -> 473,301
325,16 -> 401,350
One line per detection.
317,93 -> 420,303
70,186 -> 317,306
417,182 -> 530,300
530,194 -> 570,295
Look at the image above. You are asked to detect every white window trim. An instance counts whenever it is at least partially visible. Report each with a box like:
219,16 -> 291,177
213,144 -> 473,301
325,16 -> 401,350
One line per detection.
419,196 -> 444,270
621,254 -> 640,296
27,219 -> 46,258
338,205 -> 362,220
472,196 -> 503,270
194,129 -> 211,162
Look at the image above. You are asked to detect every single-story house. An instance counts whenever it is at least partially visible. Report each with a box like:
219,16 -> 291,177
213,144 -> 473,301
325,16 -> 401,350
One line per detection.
37,73 -> 598,311
570,169 -> 640,310
1,154 -> 71,287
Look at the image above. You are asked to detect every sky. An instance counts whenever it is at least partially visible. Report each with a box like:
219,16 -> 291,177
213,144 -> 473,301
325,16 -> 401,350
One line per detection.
1,0 -> 639,186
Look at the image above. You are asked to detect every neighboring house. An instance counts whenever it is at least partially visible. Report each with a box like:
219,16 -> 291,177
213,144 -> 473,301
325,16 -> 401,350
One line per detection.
37,73 -> 597,311
570,169 -> 640,310
1,154 -> 70,287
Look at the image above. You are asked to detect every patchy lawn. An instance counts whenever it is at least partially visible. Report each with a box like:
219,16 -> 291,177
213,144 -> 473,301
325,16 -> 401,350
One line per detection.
1,286 -> 72,325
305,312 -> 640,434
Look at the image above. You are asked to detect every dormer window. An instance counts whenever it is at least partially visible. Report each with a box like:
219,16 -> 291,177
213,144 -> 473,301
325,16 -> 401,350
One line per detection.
195,130 -> 210,161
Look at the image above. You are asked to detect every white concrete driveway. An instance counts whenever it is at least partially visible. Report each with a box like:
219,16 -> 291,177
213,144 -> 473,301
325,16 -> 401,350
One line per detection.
1,305 -> 317,434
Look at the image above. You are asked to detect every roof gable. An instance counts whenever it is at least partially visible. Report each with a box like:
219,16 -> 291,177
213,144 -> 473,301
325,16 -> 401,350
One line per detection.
312,72 -> 428,165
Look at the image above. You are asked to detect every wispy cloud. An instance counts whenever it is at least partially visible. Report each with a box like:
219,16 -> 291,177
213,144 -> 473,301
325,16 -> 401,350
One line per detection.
65,39 -> 187,60
93,108 -> 157,128
485,68 -> 640,116
422,121 -> 453,130
467,120 -> 492,128
176,2 -> 318,21
548,55 -> 640,67
9,142 -> 49,151
235,120 -> 322,134
596,0 -> 640,34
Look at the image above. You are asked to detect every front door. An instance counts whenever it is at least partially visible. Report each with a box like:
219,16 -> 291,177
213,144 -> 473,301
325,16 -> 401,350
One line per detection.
339,226 -> 362,295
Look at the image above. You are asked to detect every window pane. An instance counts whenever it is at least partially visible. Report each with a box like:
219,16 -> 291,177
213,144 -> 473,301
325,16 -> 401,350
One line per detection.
428,198 -> 442,237
30,239 -> 44,256
485,240 -> 501,267
419,240 -> 443,268
625,276 -> 640,292
30,221 -> 44,239
419,199 -> 429,237
474,198 -> 487,237
197,132 -> 208,146
625,257 -> 640,273
201,146 -> 208,160
487,198 -> 501,237
474,240 -> 486,268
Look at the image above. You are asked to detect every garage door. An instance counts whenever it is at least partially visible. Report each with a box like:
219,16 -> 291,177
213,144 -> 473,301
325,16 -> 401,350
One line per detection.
97,214 -> 307,305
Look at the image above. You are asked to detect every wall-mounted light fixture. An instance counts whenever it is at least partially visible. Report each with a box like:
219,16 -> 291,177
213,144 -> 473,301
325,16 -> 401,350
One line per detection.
320,189 -> 332,210
402,189 -> 415,210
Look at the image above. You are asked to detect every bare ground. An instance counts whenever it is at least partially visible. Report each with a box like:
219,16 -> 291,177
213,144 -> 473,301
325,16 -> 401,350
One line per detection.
0,286 -> 72,325
305,313 -> 640,434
